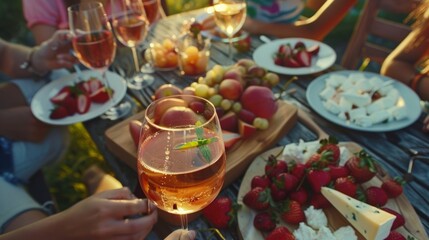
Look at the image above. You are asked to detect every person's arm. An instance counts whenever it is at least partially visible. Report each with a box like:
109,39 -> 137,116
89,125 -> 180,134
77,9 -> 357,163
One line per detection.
380,26 -> 429,101
0,188 -> 158,240
0,30 -> 76,78
243,0 -> 357,41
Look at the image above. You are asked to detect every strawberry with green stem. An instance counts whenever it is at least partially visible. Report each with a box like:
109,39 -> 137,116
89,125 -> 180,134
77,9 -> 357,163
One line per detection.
202,196 -> 241,229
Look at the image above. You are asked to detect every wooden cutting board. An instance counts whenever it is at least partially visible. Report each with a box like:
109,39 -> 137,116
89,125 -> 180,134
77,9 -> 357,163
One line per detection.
104,100 -> 298,187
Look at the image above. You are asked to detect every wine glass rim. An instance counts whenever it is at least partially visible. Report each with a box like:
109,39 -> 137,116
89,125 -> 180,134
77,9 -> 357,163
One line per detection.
145,95 -> 218,131
67,1 -> 104,13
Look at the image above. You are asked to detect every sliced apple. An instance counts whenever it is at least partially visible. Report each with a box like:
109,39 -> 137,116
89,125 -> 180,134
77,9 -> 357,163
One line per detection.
222,130 -> 241,150
219,111 -> 239,132
238,120 -> 257,139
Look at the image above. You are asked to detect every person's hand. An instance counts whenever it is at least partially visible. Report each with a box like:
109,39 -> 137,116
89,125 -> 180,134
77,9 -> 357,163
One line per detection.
57,188 -> 157,240
164,229 -> 196,240
0,106 -> 50,142
33,30 -> 77,73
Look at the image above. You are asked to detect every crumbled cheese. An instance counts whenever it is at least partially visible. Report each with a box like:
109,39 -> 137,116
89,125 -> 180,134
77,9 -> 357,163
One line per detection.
316,226 -> 336,240
293,222 -> 317,240
282,139 -> 320,164
304,206 -> 328,230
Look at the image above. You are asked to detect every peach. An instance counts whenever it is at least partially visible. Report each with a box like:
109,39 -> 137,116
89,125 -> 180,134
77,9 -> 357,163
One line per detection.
154,84 -> 183,100
241,86 -> 278,119
219,79 -> 243,101
153,98 -> 187,124
159,106 -> 198,127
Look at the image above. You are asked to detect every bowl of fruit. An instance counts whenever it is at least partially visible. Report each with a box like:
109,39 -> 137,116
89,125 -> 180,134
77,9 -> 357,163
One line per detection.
147,38 -> 179,71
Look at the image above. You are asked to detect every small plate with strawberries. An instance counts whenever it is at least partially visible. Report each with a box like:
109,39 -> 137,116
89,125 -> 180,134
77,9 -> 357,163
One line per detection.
31,70 -> 127,125
253,38 -> 336,75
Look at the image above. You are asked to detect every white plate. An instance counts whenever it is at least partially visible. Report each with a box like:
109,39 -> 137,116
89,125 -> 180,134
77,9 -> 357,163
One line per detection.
306,70 -> 422,132
31,70 -> 127,125
253,38 -> 337,75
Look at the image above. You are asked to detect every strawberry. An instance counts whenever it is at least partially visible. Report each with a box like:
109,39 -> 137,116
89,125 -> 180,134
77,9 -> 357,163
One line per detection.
251,175 -> 271,189
282,57 -> 301,68
289,188 -> 308,205
278,43 -> 292,56
202,196 -> 240,229
270,182 -> 287,202
384,231 -> 406,240
294,41 -> 306,50
50,105 -> 69,119
233,35 -> 251,53
253,211 -> 276,232
334,176 -> 357,197
307,169 -> 331,193
265,155 -> 287,179
381,207 -> 405,230
273,172 -> 299,192
318,136 -> 340,165
381,177 -> 405,198
76,81 -> 90,95
90,87 -> 111,103
307,44 -> 320,56
365,186 -> 388,207
328,165 -> 349,180
63,96 -> 77,116
242,187 -> 271,211
50,86 -> 72,105
305,151 -> 333,169
345,150 -> 377,183
76,94 -> 91,114
280,200 -> 305,225
295,50 -> 312,67
189,22 -> 202,36
289,161 -> 306,180
309,193 -> 331,209
86,77 -> 104,94
266,226 -> 295,240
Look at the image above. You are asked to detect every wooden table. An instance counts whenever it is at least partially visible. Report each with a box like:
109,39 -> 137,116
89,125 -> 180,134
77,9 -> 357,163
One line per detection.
83,7 -> 429,240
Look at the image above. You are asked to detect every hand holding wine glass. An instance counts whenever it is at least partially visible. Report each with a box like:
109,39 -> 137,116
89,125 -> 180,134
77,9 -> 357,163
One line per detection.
137,95 -> 226,230
213,0 -> 247,61
111,0 -> 154,89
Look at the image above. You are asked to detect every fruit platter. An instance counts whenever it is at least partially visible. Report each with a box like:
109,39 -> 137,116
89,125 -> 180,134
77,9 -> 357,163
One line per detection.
104,59 -> 298,186
31,70 -> 127,125
253,38 -> 337,75
237,139 -> 426,240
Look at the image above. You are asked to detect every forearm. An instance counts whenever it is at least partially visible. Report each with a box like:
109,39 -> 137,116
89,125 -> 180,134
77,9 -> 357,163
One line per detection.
0,212 -> 66,240
0,39 -> 41,78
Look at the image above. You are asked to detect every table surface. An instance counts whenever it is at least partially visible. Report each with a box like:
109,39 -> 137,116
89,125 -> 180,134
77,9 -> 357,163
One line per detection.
83,7 -> 429,240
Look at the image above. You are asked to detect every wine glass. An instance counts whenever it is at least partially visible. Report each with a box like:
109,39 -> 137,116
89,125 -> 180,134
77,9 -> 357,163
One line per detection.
140,0 -> 161,74
137,95 -> 226,229
213,0 -> 246,61
68,2 -> 130,120
111,0 -> 154,89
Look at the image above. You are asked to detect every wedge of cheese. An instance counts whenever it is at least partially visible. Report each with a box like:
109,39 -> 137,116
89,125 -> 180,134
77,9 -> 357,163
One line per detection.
321,187 -> 396,240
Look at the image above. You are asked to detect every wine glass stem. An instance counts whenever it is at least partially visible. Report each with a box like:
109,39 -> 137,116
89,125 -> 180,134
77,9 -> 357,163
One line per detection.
101,69 -> 114,104
180,214 -> 188,230
131,46 -> 140,73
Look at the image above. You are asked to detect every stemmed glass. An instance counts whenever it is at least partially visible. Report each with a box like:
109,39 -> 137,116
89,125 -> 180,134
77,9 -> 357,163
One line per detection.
213,0 -> 247,61
68,2 -> 130,120
137,95 -> 226,229
140,0 -> 161,74
111,0 -> 154,89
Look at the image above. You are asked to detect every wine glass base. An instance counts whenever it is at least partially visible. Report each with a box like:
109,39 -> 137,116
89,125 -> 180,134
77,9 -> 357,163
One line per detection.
141,63 -> 155,74
127,74 -> 155,90
100,95 -> 133,120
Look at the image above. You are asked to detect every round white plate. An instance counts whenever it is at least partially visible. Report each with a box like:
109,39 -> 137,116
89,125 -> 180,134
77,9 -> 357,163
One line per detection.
31,70 -> 127,125
306,70 -> 422,132
253,38 -> 337,75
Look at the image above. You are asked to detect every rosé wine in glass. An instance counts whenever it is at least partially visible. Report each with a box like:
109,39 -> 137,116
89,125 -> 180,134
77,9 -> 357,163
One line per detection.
137,95 -> 225,229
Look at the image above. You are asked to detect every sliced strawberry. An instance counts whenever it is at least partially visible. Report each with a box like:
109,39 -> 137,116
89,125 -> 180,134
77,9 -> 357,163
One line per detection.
90,87 -> 111,104
294,41 -> 306,50
307,44 -> 320,56
50,86 -> 72,105
63,96 -> 77,115
76,94 -> 91,114
86,77 -> 104,93
283,57 -> 302,68
295,50 -> 312,67
76,81 -> 90,95
50,105 -> 69,119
